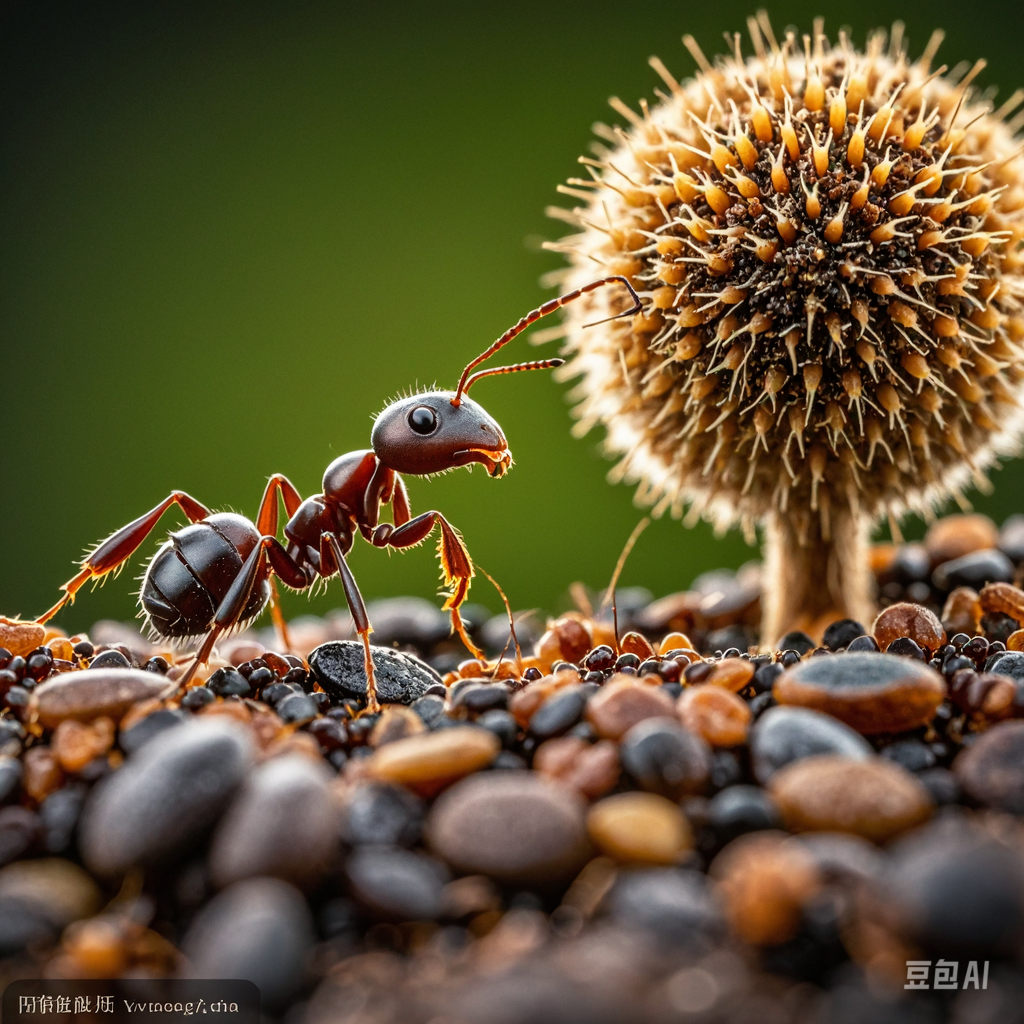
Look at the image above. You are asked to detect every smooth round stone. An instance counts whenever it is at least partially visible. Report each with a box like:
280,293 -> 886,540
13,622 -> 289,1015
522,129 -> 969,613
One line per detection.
183,877 -> 314,1010
932,549 -> 1015,591
209,754 -> 338,890
955,720 -> 1024,812
677,686 -> 750,746
872,603 -> 947,653
529,686 -> 586,739
308,641 -> 441,704
987,651 -> 1024,683
80,719 -> 253,875
118,708 -> 186,756
0,618 -> 45,658
602,868 -> 725,949
346,846 -> 449,920
587,792 -> 692,865
0,858 -> 100,928
768,755 -> 934,843
585,677 -> 676,739
706,785 -> 782,848
619,718 -> 711,798
40,786 -> 86,854
30,668 -> 171,729
342,782 -> 425,847
0,807 -> 41,866
749,706 -> 872,784
427,770 -> 589,885
773,651 -> 946,734
0,756 -> 22,804
367,726 -> 499,788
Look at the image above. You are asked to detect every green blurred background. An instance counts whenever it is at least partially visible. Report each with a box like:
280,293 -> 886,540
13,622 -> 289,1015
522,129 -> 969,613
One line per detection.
2,0 -> 1023,635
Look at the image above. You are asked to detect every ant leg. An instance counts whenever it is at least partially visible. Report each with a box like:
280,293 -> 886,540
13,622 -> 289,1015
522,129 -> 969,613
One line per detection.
180,536 -> 307,688
321,534 -> 379,714
370,511 -> 486,661
255,474 -> 304,649
38,491 -> 212,624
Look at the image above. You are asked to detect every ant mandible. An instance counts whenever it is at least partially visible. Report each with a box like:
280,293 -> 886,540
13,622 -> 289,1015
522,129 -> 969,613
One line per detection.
36,276 -> 640,711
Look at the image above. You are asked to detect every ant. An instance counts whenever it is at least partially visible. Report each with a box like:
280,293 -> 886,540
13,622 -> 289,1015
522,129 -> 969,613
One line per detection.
36,276 -> 640,710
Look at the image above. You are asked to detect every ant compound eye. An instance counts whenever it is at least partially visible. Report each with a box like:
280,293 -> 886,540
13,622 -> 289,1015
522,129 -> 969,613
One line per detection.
407,406 -> 438,435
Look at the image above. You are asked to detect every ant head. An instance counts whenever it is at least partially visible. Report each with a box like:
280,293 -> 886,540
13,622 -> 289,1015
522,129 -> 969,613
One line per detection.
371,392 -> 512,478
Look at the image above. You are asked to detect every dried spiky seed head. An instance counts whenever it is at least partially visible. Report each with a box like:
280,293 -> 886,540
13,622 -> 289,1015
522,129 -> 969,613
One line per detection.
551,16 -> 1024,641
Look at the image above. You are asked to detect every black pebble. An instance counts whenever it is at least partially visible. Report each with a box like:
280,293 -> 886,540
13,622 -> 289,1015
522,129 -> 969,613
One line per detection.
709,750 -> 743,791
886,637 -> 926,660
917,768 -> 961,805
879,738 -> 936,773
346,845 -> 450,921
932,549 -> 1015,591
411,695 -> 446,729
776,631 -> 815,656
823,619 -> 867,650
846,635 -> 880,652
181,686 -> 215,710
748,692 -> 777,718
753,662 -> 783,693
706,785 -> 781,848
208,668 -> 251,698
309,641 -> 442,705
529,687 -> 586,739
276,692 -> 318,725
476,709 -> 519,748
343,782 -> 425,847
492,750 -> 528,770
0,806 -> 42,867
120,708 -> 187,756
40,783 -> 86,853
987,651 -> 1024,682
89,649 -> 132,670
0,756 -> 22,804
453,682 -> 509,716
620,718 -> 711,799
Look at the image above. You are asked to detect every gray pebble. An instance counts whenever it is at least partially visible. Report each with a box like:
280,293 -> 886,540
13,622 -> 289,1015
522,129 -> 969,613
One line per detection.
209,754 -> 337,890
119,708 -> 187,756
80,719 -> 253,875
30,667 -> 171,729
988,651 -> 1024,683
342,782 -> 424,847
183,877 -> 314,1010
750,706 -> 872,784
346,845 -> 450,920
309,641 -> 442,704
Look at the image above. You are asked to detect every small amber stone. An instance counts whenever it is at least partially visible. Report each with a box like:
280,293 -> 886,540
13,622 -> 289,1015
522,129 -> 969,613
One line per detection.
587,792 -> 692,865
711,832 -> 821,946
620,632 -> 655,661
53,717 -> 115,774
534,736 -> 620,798
659,632 -> 694,655
979,582 -> 1024,622
1008,630 -> 1024,652
872,602 -> 947,652
23,746 -> 65,802
585,676 -> 677,739
47,637 -> 75,662
677,686 -> 751,746
63,917 -> 128,978
941,587 -> 983,636
367,727 -> 499,790
707,657 -> 755,692
924,513 -> 999,565
0,617 -> 47,658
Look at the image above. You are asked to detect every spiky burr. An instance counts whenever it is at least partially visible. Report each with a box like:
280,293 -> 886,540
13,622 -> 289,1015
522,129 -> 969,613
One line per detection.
550,13 -> 1024,644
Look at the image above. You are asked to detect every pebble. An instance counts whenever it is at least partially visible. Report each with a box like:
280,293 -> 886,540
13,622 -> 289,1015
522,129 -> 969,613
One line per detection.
706,658 -> 755,692
23,747 -> 64,802
587,792 -> 692,865
0,894 -> 57,956
118,708 -> 187,756
602,868 -> 725,949
183,877 -> 314,1010
749,706 -> 872,783
585,677 -> 677,739
872,603 -> 947,653
880,738 -> 936,773
768,755 -> 934,842
619,718 -> 711,798
0,806 -> 42,866
39,785 -> 86,854
308,641 -> 441,704
711,832 -> 821,946
0,857 -> 100,927
80,719 -> 253,875
677,686 -> 750,746
276,691 -> 318,725
369,706 -> 426,746
0,618 -> 46,658
342,782 -> 425,847
533,736 -> 620,798
0,756 -> 22,804
427,771 -> 589,884
925,513 -> 999,564
363,597 -> 449,648
954,720 -> 1024,812
980,581 -> 1024,621
52,718 -> 115,773
772,651 -> 946,734
453,682 -> 509,717
1000,514 -> 1024,562
941,587 -> 983,635
209,754 -> 338,890
346,846 -> 449,920
822,619 -> 867,650
366,726 -> 499,791
529,686 -> 587,739
705,786 -> 782,849
932,549 -> 1015,591
987,651 -> 1024,682
30,668 -> 171,729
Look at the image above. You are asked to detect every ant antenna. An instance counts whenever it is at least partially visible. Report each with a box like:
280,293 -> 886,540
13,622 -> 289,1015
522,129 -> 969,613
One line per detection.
601,517 -> 650,656
452,275 -> 642,406
460,358 -> 565,398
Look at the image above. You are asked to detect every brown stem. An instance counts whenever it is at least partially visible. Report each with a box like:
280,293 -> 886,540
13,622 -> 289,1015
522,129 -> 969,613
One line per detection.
761,504 -> 874,647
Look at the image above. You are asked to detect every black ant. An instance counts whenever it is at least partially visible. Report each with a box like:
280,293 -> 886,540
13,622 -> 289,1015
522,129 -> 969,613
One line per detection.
37,276 -> 640,710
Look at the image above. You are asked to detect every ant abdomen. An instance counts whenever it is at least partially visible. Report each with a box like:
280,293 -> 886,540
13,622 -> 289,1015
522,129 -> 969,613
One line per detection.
140,513 -> 268,638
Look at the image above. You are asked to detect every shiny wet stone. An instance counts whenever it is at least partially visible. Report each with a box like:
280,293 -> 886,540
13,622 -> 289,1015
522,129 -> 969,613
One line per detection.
749,706 -> 872,784
309,641 -> 442,704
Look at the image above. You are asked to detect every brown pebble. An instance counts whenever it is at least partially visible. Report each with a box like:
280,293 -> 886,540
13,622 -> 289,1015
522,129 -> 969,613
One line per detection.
872,602 -> 947,653
585,676 -> 677,739
677,686 -> 751,746
0,617 -> 46,658
0,858 -> 101,927
1008,630 -> 1024,652
30,668 -> 171,730
768,755 -> 933,843
979,581 -> 1024,621
712,832 -> 821,945
620,632 -> 655,661
707,657 -> 755,692
23,746 -> 65,803
587,792 -> 692,865
773,651 -> 945,734
61,917 -> 129,978
925,513 -> 998,564
369,706 -> 425,747
533,737 -> 620,798
367,726 -> 499,791
659,632 -> 694,655
954,721 -> 1024,813
52,718 -> 115,774
941,587 -> 982,636
47,637 -> 75,662
537,616 -> 591,667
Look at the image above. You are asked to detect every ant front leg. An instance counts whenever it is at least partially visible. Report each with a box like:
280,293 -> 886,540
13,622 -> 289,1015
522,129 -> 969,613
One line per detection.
180,535 -> 308,689
37,491 -> 212,625
371,511 -> 486,661
256,473 -> 305,653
